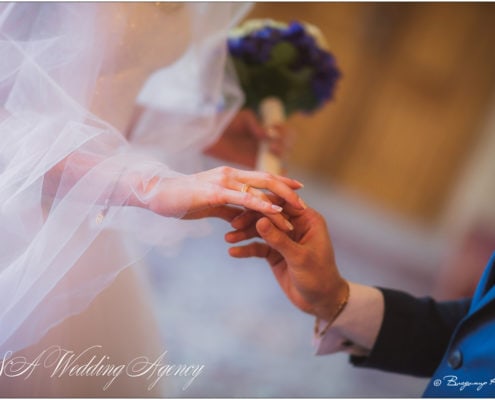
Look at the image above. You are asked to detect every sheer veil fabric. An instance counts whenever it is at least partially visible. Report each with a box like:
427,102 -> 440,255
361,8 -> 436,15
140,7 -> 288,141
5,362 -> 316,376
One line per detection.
0,2 -> 250,395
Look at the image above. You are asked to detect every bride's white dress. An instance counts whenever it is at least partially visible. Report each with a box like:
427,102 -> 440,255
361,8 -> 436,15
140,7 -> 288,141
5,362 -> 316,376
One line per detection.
0,3 -> 250,396
0,234 -> 164,397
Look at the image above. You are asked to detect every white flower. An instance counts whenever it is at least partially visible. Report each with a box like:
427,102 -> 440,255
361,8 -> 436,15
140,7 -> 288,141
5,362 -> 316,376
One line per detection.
229,18 -> 329,50
228,19 -> 287,38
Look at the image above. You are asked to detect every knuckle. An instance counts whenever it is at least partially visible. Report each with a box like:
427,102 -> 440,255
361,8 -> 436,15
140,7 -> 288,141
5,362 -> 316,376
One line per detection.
216,166 -> 234,186
218,166 -> 233,177
261,172 -> 274,181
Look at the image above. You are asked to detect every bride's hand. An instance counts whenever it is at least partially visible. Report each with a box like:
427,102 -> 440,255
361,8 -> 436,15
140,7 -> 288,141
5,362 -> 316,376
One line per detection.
147,166 -> 304,231
204,109 -> 293,169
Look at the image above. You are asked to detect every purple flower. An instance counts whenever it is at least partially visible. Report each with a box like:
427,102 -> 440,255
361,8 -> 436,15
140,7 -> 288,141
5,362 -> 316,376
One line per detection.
282,22 -> 305,40
228,20 -> 341,113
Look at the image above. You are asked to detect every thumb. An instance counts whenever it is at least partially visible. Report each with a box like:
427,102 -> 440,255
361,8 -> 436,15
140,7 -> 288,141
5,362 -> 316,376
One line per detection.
256,217 -> 300,261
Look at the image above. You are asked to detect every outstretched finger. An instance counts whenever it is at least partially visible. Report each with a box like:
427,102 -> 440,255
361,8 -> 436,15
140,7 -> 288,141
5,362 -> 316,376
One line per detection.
219,188 -> 286,215
231,170 -> 304,210
229,241 -> 270,259
225,225 -> 260,244
228,241 -> 283,266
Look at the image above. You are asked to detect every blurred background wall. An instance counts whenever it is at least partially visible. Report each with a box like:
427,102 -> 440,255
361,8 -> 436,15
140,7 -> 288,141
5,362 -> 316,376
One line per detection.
247,2 -> 495,298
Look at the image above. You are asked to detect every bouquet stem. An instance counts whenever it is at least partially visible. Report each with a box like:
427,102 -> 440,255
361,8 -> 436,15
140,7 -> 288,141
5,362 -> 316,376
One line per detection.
256,97 -> 285,175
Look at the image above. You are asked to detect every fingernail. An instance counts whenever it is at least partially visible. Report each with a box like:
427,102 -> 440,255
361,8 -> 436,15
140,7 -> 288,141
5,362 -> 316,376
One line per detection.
271,204 -> 283,212
295,180 -> 304,188
299,198 -> 307,209
285,220 -> 294,231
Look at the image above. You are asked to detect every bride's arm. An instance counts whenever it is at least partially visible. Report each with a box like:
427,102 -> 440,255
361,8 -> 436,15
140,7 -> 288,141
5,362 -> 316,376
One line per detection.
44,151 -> 304,230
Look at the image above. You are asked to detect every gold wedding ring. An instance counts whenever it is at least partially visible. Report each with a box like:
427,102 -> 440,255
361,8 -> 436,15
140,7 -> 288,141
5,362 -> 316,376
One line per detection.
240,183 -> 250,193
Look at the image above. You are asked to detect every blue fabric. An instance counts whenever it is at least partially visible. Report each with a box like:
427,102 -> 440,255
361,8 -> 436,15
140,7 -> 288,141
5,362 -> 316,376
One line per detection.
350,252 -> 495,397
423,252 -> 495,397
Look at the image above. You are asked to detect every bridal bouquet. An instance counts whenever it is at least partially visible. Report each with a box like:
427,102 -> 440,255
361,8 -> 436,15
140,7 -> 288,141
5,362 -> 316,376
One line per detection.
228,19 -> 340,172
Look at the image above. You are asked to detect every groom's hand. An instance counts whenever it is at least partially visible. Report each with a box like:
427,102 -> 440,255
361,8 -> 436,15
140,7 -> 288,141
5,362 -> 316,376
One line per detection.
226,204 -> 348,321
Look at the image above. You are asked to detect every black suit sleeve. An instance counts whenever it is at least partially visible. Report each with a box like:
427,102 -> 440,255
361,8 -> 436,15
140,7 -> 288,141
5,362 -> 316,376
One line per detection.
350,288 -> 471,377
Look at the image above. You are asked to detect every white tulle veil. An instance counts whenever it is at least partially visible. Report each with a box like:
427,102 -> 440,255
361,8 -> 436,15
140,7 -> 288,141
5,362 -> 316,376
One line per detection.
0,2 -> 251,357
